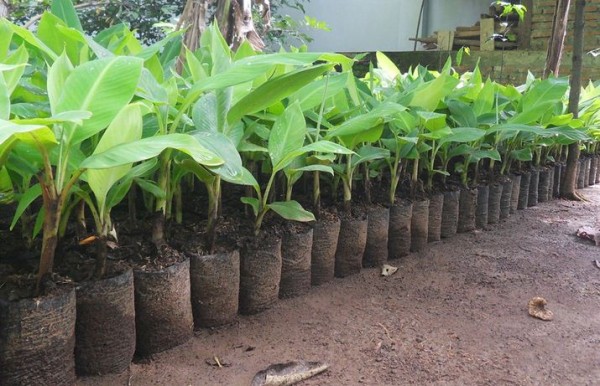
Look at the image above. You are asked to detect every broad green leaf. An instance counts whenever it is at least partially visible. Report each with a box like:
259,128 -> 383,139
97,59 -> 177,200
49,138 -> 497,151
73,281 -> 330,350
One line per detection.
487,123 -> 546,137
193,93 -> 219,133
8,22 -> 58,61
81,133 -> 223,169
10,183 -> 41,230
227,64 -> 333,125
105,159 -> 157,209
289,72 -> 349,112
192,89 -> 232,134
473,80 -> 495,117
37,12 -> 82,65
546,126 -> 591,143
376,51 -> 401,83
521,77 -> 568,112
184,47 -> 207,83
351,145 -> 390,167
268,200 -> 315,222
56,56 -> 144,144
87,104 -> 143,217
47,52 -> 73,115
0,74 -> 8,120
137,30 -> 185,61
269,101 -> 306,172
300,140 -> 354,155
340,125 -> 385,150
417,111 -> 447,131
276,140 -> 353,174
0,120 -> 55,146
509,103 -> 556,125
3,45 -> 28,95
448,143 -> 473,159
440,127 -> 486,145
190,130 -> 258,186
201,23 -> 232,76
241,196 -> 260,217
546,113 -> 573,126
186,51 -> 350,99
472,149 -> 501,162
0,167 -> 13,204
16,110 -> 92,126
326,103 -> 405,139
0,21 -> 12,59
511,148 -> 533,162
391,111 -> 418,135
410,73 -> 459,111
290,164 -> 334,175
447,100 -> 477,128
136,68 -> 168,104
236,52 -> 354,70
51,0 -> 83,31
135,178 -> 165,199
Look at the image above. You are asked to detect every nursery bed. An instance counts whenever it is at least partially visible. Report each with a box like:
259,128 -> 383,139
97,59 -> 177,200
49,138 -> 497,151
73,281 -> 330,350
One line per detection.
79,186 -> 600,385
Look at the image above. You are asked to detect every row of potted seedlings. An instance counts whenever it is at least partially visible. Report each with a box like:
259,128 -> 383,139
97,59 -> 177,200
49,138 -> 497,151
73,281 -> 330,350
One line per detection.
1,8 -> 600,384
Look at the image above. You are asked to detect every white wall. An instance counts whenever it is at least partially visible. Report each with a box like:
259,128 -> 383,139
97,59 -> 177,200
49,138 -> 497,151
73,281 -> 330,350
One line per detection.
284,0 -> 491,52
297,0 -> 421,52
424,0 -> 491,37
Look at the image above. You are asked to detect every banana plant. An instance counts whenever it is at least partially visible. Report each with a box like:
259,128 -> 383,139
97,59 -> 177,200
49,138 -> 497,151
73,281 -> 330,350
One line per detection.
76,103 -> 147,277
1,53 -> 144,292
324,100 -> 400,212
241,101 -> 352,235
289,70 -> 354,216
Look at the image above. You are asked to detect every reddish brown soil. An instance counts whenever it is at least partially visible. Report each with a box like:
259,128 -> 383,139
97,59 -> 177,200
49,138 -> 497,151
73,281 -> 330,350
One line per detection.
79,186 -> 600,385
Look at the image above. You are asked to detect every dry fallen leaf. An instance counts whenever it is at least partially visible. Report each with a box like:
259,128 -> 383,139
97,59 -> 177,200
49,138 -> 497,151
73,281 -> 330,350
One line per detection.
528,297 -> 553,321
381,264 -> 399,277
576,227 -> 600,246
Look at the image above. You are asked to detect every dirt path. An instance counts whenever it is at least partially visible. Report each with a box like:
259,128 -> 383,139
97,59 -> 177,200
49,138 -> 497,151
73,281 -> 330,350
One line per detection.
80,186 -> 600,386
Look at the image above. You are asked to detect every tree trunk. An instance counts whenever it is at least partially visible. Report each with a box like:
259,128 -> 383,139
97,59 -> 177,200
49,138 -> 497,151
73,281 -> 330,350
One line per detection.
543,0 -> 571,78
216,0 -> 265,50
0,0 -> 8,19
561,0 -> 586,199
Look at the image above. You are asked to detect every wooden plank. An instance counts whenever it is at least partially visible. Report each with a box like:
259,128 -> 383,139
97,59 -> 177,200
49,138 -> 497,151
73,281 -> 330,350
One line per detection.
480,18 -> 495,51
455,30 -> 481,38
409,37 -> 436,44
456,25 -> 480,31
437,30 -> 455,51
453,38 -> 481,47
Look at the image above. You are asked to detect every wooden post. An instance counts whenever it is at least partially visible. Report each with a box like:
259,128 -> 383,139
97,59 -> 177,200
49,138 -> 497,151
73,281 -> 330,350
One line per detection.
437,30 -> 455,51
480,18 -> 495,51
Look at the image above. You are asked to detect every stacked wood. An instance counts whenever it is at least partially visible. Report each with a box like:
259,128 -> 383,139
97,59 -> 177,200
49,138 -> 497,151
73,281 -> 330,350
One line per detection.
410,17 -> 520,51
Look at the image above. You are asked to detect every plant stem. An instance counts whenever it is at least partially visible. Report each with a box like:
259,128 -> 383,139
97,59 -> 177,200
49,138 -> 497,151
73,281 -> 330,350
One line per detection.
389,156 -> 401,206
411,157 -> 419,194
37,187 -> 59,294
153,151 -> 172,247
313,171 -> 321,220
343,155 -> 352,213
363,162 -> 371,205
205,176 -> 221,252
254,172 -> 277,235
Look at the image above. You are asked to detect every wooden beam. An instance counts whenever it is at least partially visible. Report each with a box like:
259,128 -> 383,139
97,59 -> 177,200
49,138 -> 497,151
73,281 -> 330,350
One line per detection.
480,18 -> 495,51
437,30 -> 455,51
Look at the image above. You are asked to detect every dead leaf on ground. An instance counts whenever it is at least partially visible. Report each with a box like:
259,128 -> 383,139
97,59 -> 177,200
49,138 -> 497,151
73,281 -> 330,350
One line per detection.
528,297 -> 554,321
205,356 -> 231,368
381,264 -> 399,277
251,361 -> 329,386
576,227 -> 600,246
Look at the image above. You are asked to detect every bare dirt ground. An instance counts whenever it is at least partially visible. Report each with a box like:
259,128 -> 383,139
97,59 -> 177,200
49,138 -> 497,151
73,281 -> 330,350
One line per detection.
80,186 -> 600,386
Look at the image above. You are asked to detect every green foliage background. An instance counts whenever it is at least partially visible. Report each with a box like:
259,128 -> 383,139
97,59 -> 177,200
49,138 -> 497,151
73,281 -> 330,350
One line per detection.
5,0 -> 311,46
